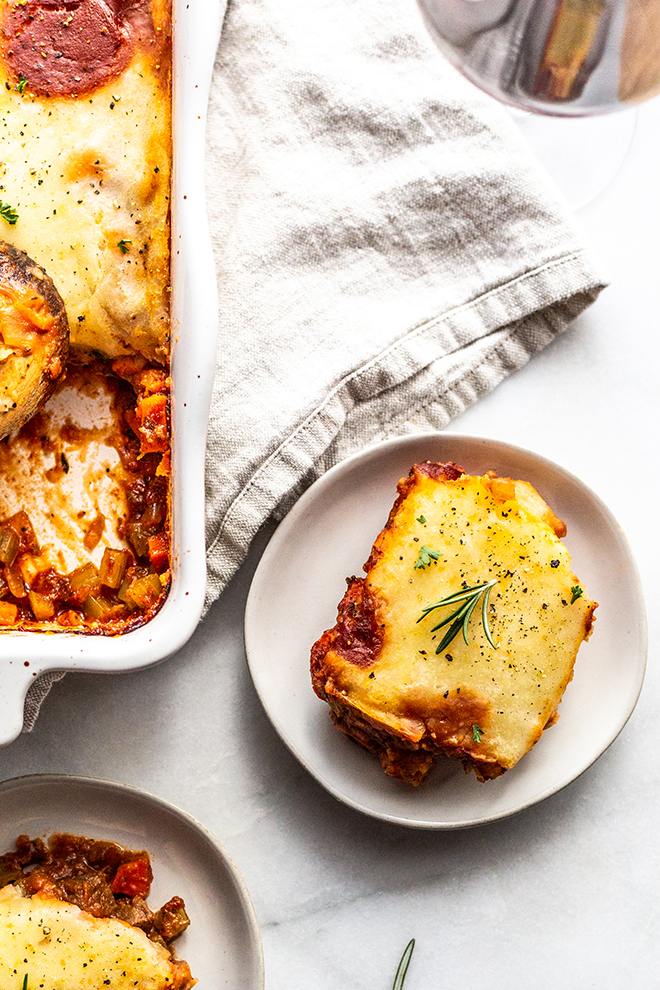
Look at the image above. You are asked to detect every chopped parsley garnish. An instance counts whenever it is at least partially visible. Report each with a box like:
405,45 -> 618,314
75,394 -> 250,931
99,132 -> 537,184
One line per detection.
392,939 -> 415,990
117,239 -> 132,254
0,200 -> 18,225
418,579 -> 498,653
414,544 -> 441,570
16,75 -> 27,94
416,515 -> 426,524
472,724 -> 484,742
570,585 -> 583,604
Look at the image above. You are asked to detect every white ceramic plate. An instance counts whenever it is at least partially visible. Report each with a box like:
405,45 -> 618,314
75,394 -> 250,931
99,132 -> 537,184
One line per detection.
0,774 -> 264,989
0,0 -> 222,745
245,433 -> 647,829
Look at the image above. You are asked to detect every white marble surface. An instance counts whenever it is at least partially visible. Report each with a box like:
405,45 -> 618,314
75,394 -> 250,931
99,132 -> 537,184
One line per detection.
0,100 -> 658,989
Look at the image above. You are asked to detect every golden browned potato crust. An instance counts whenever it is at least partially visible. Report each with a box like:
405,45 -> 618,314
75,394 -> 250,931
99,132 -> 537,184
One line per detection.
311,461 -> 596,785
0,240 -> 68,439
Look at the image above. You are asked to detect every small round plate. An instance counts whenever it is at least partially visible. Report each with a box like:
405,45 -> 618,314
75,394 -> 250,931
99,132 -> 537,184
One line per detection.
245,433 -> 647,829
0,774 -> 264,987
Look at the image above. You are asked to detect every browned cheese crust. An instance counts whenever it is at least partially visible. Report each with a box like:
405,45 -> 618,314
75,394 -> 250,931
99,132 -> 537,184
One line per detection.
0,239 -> 68,438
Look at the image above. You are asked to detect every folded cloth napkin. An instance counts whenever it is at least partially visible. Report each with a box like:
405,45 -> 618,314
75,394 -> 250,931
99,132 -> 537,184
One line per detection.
202,0 -> 605,610
24,0 -> 605,728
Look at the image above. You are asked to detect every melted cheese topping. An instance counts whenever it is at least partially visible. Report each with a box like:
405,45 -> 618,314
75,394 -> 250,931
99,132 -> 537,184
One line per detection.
0,886 -> 177,988
0,13 -> 170,361
326,472 -> 594,771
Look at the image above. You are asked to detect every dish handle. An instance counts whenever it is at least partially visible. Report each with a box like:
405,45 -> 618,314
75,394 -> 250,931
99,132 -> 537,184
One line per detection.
0,664 -> 37,745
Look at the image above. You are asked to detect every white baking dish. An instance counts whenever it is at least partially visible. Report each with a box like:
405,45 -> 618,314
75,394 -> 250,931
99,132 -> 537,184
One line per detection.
0,0 -> 223,744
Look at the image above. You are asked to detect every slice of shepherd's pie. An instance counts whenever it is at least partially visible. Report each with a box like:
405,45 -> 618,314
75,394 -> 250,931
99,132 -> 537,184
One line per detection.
311,461 -> 596,785
0,832 -> 195,989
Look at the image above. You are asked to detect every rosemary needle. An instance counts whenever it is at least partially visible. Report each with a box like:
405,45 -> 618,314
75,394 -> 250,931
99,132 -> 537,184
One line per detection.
418,579 -> 498,653
392,939 -> 415,990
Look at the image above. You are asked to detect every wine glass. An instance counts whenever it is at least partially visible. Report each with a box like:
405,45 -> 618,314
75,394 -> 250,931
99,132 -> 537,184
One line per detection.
416,0 -> 657,207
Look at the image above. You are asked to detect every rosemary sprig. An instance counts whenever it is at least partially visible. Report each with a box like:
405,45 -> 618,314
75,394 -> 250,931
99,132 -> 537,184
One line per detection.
392,939 -> 415,990
418,579 -> 498,654
22,975 -> 28,990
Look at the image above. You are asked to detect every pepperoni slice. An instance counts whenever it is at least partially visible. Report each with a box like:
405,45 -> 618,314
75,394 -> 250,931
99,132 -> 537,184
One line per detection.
2,0 -> 152,96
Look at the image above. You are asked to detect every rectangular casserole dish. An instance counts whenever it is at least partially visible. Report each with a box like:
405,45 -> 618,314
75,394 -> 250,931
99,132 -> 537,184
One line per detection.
0,0 -> 222,743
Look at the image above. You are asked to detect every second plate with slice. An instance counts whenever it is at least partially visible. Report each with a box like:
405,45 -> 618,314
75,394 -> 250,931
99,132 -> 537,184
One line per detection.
244,433 -> 647,829
0,774 -> 264,988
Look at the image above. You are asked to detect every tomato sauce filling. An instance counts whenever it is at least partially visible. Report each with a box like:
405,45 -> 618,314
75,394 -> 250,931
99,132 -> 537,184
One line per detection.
311,576 -> 383,678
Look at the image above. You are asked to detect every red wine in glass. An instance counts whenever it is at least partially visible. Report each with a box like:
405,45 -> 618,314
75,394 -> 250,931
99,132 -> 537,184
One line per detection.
416,0 -> 660,116
416,0 -> 655,206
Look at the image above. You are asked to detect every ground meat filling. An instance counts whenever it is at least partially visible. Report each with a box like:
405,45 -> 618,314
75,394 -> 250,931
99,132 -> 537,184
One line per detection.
0,833 -> 190,950
1,0 -> 154,96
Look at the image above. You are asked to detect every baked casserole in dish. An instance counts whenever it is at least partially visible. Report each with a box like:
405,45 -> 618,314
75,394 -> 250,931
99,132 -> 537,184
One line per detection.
0,0 -> 220,741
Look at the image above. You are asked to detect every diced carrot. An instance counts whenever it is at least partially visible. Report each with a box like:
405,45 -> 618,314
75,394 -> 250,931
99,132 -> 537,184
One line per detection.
0,601 -> 18,625
56,609 -> 83,627
139,368 -> 169,394
83,512 -> 105,551
137,393 -> 168,453
156,451 -> 171,477
138,392 -> 167,424
111,856 -> 153,897
148,532 -> 169,572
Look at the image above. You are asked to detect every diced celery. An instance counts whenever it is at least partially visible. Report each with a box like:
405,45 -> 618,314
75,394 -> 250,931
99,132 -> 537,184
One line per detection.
125,573 -> 162,610
0,524 -> 19,566
81,595 -> 116,621
28,590 -> 55,621
4,561 -> 26,598
99,548 -> 130,589
68,563 -> 101,595
128,521 -> 150,557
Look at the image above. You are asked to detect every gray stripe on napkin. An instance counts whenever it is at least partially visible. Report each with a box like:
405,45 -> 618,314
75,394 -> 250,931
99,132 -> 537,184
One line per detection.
202,0 -> 605,610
